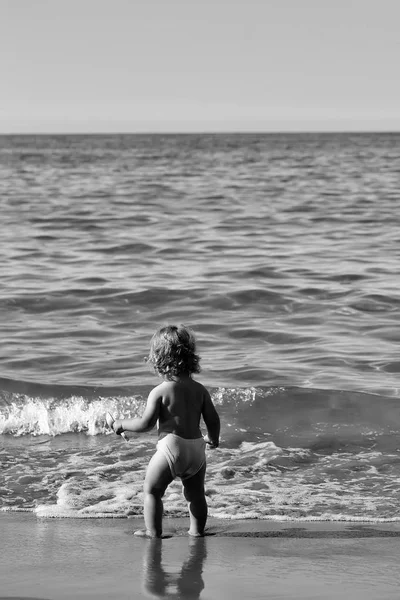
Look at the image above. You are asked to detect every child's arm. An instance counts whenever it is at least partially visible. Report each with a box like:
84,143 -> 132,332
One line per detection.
113,388 -> 161,435
202,390 -> 220,448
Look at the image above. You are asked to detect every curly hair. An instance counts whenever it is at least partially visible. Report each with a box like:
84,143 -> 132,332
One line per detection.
147,325 -> 201,379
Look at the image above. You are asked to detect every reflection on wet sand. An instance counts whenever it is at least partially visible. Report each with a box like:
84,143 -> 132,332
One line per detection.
142,537 -> 207,599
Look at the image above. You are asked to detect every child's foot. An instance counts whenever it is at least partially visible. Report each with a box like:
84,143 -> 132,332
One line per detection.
188,529 -> 205,537
134,529 -> 163,538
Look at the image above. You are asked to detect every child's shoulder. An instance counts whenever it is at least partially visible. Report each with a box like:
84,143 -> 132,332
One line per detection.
151,379 -> 179,394
151,380 -> 170,394
190,378 -> 207,393
152,377 -> 206,394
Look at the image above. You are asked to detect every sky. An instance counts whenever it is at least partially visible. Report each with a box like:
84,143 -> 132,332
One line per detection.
1,0 -> 400,133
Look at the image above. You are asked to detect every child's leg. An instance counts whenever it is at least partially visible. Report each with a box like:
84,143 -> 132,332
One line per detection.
141,451 -> 174,538
182,463 -> 207,536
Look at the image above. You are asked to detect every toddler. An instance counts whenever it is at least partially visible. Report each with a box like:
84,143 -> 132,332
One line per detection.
107,324 -> 220,538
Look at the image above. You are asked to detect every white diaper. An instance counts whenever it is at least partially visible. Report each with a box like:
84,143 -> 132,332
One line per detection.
156,434 -> 206,480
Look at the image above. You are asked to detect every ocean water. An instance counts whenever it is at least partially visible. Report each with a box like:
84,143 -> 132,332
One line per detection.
0,132 -> 399,522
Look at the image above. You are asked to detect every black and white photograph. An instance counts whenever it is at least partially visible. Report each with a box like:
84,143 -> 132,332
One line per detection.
1,1 -> 399,598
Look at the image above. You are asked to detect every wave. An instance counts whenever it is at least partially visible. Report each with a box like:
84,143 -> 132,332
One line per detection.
1,379 -> 400,446
0,394 -> 142,436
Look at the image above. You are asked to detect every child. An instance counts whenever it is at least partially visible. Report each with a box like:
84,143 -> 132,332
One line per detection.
107,324 -> 220,538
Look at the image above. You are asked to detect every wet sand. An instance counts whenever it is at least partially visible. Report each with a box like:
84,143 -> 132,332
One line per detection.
1,514 -> 400,599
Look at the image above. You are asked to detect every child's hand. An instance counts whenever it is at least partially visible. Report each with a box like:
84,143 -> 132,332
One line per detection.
204,435 -> 218,449
113,420 -> 125,436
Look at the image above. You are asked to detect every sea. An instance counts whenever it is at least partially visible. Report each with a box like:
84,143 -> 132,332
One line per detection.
0,132 -> 399,522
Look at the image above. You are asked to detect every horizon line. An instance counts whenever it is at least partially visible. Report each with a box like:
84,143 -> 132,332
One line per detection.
1,129 -> 400,136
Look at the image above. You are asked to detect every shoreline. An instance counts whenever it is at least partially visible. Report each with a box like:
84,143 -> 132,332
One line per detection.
2,513 -> 400,599
3,510 -> 400,533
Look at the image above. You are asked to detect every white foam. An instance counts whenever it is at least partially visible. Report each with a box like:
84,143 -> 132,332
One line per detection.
0,394 -> 144,436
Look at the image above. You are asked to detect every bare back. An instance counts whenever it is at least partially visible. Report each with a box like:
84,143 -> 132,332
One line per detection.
155,377 -> 208,440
